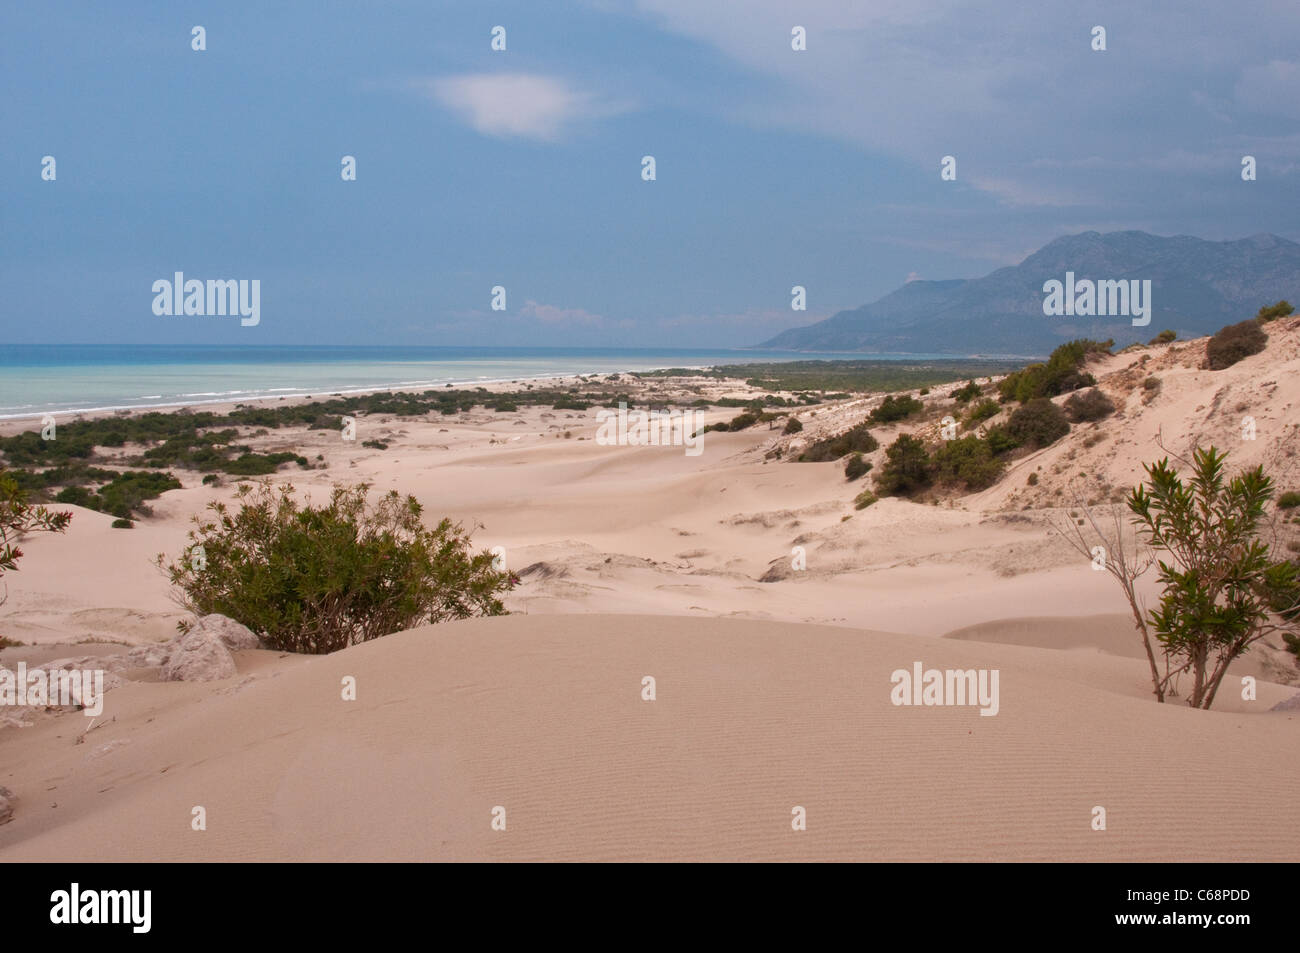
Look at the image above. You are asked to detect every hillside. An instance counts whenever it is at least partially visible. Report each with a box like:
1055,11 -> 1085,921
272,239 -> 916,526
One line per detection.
758,231 -> 1300,355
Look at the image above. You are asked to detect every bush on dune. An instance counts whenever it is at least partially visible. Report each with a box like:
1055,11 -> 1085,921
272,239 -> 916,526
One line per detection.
868,394 -> 924,424
158,481 -> 516,654
1256,300 -> 1293,323
1005,398 -> 1070,449
1063,388 -> 1115,423
997,339 -> 1110,403
844,452 -> 872,481
964,398 -> 1000,426
931,435 -> 1004,490
874,434 -> 932,496
1064,446 -> 1300,709
1206,319 -> 1267,370
798,422 -> 878,462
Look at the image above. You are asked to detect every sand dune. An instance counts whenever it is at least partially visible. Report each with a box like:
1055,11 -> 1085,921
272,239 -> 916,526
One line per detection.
4,328 -> 1300,860
1,614 -> 1296,862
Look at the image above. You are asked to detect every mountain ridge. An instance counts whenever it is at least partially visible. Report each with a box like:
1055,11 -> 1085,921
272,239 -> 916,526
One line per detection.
758,231 -> 1300,356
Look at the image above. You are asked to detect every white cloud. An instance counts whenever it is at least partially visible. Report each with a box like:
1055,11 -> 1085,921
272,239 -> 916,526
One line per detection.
519,300 -> 607,326
421,73 -> 625,141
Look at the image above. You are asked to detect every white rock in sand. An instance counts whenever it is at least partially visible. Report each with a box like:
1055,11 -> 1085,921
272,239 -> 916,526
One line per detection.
126,642 -> 172,667
161,627 -> 237,682
190,614 -> 262,651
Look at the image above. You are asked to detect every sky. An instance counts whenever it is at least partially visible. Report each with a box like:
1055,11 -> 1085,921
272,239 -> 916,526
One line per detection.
2,0 -> 1298,347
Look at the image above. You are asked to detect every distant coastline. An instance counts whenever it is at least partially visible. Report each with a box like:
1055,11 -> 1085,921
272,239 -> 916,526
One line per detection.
0,344 -> 985,420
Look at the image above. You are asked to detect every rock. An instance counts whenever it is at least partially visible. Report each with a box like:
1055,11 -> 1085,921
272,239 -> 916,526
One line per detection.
126,642 -> 172,667
190,614 -> 262,651
30,660 -> 125,708
0,786 -> 14,825
161,627 -> 237,682
1270,692 -> 1300,712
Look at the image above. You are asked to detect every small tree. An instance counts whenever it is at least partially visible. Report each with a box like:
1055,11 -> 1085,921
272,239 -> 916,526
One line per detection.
1057,447 -> 1300,709
0,467 -> 72,606
874,434 -> 931,496
1128,447 -> 1294,708
158,481 -> 516,654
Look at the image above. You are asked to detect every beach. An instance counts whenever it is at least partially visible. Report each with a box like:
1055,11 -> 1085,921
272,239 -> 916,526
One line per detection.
2,329 -> 1299,861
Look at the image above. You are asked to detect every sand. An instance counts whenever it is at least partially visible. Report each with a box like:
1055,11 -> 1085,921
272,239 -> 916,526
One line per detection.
2,324 -> 1299,861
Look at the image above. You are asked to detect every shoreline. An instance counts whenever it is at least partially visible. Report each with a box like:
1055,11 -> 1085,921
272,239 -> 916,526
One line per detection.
0,366 -> 718,433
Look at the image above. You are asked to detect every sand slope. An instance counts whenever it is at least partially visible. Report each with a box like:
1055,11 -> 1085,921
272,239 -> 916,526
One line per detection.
1,614 -> 1296,862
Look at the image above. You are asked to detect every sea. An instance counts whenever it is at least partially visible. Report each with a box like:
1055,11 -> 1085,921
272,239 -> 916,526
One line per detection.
0,344 -> 960,420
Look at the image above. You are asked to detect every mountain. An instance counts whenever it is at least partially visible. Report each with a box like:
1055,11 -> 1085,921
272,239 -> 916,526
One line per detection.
757,231 -> 1300,356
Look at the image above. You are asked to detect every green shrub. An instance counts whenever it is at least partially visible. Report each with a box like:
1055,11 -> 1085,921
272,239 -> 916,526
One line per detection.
783,417 -> 803,434
844,453 -> 872,481
1026,471 -> 1038,486
1,467 -> 72,597
705,411 -> 760,433
222,452 -> 300,476
931,435 -> 1005,490
362,440 -> 389,450
111,518 -> 133,529
1126,446 -> 1297,708
998,339 -> 1110,403
54,485 -> 96,508
965,399 -> 1000,426
853,489 -> 878,510
952,380 -> 982,403
1278,491 -> 1300,509
1063,388 -> 1116,423
1006,398 -> 1070,449
1206,320 -> 1267,370
1143,376 -> 1161,391
874,434 -> 932,496
52,470 -> 181,519
868,394 -> 924,424
96,471 -> 182,518
201,473 -> 221,486
1149,329 -> 1176,344
157,481 -> 516,654
798,422 -> 878,462
1256,300 -> 1294,323
984,425 -> 1021,455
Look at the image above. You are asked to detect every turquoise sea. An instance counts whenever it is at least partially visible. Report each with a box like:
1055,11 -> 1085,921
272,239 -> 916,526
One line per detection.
0,345 -> 960,420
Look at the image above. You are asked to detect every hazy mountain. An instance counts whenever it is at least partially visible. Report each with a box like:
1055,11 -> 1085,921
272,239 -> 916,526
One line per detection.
758,231 -> 1300,356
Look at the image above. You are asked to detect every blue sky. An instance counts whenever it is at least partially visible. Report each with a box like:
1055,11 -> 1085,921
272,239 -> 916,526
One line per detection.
2,0 -> 1298,347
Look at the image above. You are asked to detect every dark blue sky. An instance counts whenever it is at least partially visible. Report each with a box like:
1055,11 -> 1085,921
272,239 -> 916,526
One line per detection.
3,1 -> 1298,346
